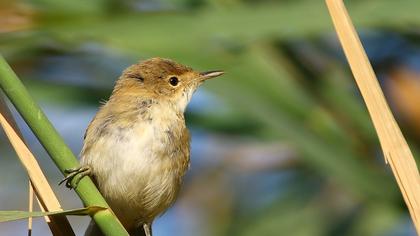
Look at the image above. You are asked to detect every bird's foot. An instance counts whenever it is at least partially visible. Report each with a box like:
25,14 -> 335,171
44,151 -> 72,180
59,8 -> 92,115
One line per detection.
59,166 -> 91,189
143,223 -> 152,236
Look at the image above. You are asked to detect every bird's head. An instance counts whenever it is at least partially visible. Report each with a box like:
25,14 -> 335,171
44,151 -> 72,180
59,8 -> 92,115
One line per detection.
111,57 -> 223,112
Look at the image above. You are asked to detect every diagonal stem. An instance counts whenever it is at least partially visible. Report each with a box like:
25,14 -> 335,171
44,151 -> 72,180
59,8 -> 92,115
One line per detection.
0,55 -> 129,236
326,0 -> 420,234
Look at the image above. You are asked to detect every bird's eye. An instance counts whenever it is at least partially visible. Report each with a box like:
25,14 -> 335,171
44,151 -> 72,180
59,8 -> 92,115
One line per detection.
169,76 -> 179,86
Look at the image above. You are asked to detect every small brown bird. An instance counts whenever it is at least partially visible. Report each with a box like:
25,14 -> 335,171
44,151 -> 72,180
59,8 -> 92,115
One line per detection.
62,58 -> 223,236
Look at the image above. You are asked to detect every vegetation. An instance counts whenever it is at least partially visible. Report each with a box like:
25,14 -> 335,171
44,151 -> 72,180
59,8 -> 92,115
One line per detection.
0,56 -> 129,235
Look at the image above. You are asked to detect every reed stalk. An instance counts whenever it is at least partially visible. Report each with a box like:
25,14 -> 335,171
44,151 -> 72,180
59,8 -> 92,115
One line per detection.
326,0 -> 420,233
0,96 -> 75,235
0,55 -> 129,236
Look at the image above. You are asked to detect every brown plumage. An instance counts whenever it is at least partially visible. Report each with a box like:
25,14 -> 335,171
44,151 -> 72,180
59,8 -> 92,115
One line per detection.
62,58 -> 223,236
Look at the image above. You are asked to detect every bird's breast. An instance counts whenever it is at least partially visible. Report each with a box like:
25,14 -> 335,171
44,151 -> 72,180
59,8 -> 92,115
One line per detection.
81,106 -> 190,225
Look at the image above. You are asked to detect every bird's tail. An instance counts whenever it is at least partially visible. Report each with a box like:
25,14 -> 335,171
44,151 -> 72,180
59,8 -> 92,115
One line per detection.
84,220 -> 147,236
84,220 -> 103,236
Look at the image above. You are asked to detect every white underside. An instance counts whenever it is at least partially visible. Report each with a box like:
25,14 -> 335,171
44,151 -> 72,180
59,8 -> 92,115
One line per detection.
81,105 -> 188,227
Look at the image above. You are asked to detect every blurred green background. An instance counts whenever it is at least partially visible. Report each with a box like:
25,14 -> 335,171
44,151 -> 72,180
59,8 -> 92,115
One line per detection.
1,0 -> 420,235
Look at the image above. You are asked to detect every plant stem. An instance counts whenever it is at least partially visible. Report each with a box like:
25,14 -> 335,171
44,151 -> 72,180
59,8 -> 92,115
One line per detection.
0,55 -> 129,236
326,0 -> 420,233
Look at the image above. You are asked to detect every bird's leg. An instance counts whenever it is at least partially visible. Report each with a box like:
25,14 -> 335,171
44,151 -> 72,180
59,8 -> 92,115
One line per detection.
143,223 -> 152,236
59,166 -> 91,189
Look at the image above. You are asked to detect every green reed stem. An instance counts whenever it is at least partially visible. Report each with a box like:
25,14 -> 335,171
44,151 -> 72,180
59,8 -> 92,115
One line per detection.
0,55 -> 129,236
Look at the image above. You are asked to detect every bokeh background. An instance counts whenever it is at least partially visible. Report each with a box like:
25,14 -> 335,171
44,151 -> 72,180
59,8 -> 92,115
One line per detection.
1,0 -> 420,235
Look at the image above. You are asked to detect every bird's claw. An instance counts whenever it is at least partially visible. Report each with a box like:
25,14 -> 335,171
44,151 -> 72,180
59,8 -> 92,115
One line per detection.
143,223 -> 152,236
59,166 -> 91,189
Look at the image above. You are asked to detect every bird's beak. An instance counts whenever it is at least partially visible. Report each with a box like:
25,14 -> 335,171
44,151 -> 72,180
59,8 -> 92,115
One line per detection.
199,70 -> 224,81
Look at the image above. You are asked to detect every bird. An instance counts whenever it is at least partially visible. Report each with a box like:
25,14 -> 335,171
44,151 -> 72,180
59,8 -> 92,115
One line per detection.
60,58 -> 224,236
